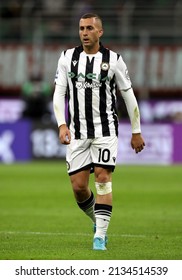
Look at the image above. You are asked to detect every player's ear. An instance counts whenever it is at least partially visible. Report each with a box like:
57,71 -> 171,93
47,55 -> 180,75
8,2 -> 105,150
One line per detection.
99,29 -> 104,38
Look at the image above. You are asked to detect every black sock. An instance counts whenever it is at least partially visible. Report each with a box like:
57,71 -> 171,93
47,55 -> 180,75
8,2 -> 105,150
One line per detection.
77,191 -> 95,222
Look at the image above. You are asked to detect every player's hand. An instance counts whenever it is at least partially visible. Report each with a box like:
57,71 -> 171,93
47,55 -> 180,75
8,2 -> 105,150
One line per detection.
59,124 -> 71,145
131,133 -> 145,153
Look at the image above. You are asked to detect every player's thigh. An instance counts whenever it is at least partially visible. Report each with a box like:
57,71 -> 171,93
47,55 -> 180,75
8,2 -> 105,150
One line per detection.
91,136 -> 118,168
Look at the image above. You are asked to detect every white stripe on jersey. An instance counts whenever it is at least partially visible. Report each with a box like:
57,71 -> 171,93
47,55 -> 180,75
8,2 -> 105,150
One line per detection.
55,44 -> 131,139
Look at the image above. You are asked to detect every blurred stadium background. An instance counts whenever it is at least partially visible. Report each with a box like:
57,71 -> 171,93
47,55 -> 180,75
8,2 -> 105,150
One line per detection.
0,0 -> 182,165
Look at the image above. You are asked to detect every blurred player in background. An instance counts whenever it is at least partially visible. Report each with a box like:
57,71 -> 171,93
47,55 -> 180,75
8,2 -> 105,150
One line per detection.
53,13 -> 145,250
22,73 -> 51,121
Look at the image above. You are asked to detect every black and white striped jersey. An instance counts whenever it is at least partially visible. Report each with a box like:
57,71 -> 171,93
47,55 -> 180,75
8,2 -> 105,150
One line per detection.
55,43 -> 132,139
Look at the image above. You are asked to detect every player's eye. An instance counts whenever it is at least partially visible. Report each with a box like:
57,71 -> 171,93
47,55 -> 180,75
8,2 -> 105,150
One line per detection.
87,26 -> 93,30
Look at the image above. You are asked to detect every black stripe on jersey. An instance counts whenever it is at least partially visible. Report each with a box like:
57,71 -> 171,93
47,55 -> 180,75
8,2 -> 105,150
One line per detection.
70,46 -> 82,139
85,56 -> 95,138
66,86 -> 71,127
110,75 -> 118,136
99,47 -> 110,136
112,54 -> 120,135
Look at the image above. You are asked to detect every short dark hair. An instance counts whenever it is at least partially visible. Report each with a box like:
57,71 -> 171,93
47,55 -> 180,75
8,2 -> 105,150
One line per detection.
80,13 -> 102,25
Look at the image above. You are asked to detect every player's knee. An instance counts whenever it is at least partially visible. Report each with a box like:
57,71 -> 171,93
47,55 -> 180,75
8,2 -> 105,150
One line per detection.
95,182 -> 112,195
95,167 -> 112,183
72,183 -> 86,194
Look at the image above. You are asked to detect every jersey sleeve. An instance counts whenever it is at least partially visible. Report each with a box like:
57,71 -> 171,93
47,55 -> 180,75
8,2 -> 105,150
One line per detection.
115,56 -> 132,91
120,88 -> 141,134
53,84 -> 67,127
54,51 -> 68,87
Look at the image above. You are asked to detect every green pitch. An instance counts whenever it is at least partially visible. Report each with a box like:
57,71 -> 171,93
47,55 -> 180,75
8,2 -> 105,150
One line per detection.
0,162 -> 181,260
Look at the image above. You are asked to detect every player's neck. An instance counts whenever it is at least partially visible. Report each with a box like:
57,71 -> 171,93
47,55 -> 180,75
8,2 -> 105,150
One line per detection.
83,43 -> 100,54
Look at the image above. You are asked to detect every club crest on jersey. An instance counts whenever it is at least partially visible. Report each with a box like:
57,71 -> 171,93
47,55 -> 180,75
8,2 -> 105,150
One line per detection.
100,62 -> 110,71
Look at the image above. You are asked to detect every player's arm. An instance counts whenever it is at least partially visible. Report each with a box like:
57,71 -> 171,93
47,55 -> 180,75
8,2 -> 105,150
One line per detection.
53,84 -> 71,145
115,56 -> 145,153
53,51 -> 71,145
120,87 -> 145,153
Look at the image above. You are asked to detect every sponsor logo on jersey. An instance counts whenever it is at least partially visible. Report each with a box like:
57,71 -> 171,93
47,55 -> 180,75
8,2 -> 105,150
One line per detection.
112,157 -> 116,163
72,60 -> 78,67
76,81 -> 102,89
68,72 -> 110,81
